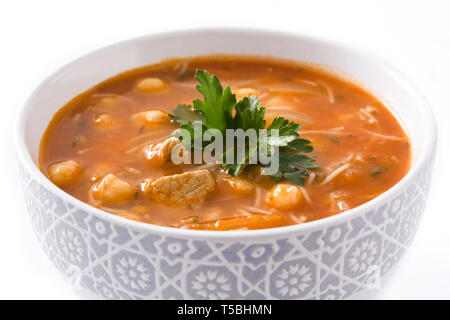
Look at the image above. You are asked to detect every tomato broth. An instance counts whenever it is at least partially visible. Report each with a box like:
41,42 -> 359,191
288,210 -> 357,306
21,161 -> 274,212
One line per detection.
39,55 -> 411,230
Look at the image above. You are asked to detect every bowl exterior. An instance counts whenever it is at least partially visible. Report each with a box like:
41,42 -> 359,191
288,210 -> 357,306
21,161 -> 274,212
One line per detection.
19,153 -> 434,299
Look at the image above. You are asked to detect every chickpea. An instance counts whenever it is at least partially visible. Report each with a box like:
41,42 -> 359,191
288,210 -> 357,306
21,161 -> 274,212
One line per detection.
93,113 -> 114,128
47,160 -> 82,187
93,174 -> 135,203
234,87 -> 258,100
133,110 -> 170,128
136,78 -> 166,93
98,97 -> 120,108
265,184 -> 302,210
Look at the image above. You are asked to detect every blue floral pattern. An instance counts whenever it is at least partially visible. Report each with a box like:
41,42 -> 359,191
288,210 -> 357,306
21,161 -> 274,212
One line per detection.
270,258 -> 315,299
19,157 -> 434,299
112,251 -> 156,295
187,266 -> 238,299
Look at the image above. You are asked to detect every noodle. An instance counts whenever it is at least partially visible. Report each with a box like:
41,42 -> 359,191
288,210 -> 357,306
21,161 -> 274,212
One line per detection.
317,80 -> 335,103
320,163 -> 350,185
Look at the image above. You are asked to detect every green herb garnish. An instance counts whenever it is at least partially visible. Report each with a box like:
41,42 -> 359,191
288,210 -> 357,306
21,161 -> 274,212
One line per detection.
370,166 -> 386,177
329,136 -> 340,144
170,70 -> 317,186
335,94 -> 344,103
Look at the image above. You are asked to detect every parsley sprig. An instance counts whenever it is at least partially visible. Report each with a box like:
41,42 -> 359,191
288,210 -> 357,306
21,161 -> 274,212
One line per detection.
170,70 -> 317,186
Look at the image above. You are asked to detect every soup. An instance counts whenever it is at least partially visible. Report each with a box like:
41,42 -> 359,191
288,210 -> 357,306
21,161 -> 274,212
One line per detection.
39,55 -> 411,230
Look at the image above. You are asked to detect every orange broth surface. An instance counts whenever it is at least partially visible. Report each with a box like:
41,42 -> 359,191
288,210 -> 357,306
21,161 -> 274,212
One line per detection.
39,55 -> 411,230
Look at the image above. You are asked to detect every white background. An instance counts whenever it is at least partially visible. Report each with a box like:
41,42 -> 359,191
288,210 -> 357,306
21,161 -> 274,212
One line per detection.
0,0 -> 449,299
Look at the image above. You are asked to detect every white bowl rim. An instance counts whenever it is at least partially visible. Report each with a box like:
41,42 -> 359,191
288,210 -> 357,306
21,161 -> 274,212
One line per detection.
15,27 -> 437,240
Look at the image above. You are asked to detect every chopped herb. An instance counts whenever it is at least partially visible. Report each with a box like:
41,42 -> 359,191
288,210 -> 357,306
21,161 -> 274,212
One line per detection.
170,70 -> 317,186
134,191 -> 139,199
370,166 -> 386,177
329,136 -> 340,144
72,136 -> 87,147
170,104 -> 205,125
194,70 -> 236,132
138,126 -> 145,134
335,94 -> 344,102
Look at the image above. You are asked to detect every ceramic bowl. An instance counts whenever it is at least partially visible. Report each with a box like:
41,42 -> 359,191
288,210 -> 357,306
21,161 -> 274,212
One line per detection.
16,28 -> 436,299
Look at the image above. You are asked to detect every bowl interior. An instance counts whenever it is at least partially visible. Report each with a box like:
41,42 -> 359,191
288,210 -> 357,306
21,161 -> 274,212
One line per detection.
19,29 -> 432,190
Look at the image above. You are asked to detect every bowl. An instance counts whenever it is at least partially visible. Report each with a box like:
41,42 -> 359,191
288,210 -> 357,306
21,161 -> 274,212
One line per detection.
15,28 -> 436,300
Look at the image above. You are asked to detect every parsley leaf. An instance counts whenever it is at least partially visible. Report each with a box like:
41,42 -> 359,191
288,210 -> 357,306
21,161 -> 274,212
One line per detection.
283,170 -> 309,185
170,70 -> 318,186
286,138 -> 314,153
265,117 -> 306,150
193,70 -> 236,132
269,152 -> 317,185
221,144 -> 258,177
232,95 -> 266,131
267,117 -> 301,137
170,104 -> 205,125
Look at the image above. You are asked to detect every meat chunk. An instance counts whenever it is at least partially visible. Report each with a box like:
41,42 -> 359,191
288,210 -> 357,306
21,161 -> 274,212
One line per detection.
144,137 -> 185,165
47,160 -> 82,187
144,170 -> 215,207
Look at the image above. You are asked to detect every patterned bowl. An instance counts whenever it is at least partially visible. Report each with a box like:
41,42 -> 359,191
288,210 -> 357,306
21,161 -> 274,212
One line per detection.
16,28 -> 436,300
